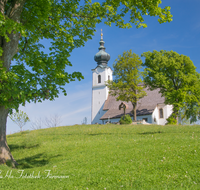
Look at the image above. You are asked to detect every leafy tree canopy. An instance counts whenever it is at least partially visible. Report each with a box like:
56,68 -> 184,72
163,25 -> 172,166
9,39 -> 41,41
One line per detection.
142,50 -> 200,123
107,50 -> 146,121
0,0 -> 172,110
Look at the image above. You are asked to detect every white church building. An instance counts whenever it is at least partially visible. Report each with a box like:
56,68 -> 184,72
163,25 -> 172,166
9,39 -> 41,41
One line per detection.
91,33 -> 173,125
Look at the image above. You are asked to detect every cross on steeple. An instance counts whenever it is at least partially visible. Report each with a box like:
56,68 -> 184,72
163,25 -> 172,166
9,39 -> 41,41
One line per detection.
101,29 -> 103,40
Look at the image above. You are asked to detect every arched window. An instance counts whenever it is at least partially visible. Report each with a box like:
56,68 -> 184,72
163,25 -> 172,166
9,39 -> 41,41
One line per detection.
108,75 -> 110,81
159,108 -> 163,118
98,75 -> 101,83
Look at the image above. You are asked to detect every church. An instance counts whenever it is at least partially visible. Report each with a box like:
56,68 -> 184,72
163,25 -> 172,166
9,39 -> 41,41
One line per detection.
91,32 -> 173,125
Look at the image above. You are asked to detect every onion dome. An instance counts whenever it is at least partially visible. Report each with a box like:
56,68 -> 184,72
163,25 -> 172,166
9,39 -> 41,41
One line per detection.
94,30 -> 110,66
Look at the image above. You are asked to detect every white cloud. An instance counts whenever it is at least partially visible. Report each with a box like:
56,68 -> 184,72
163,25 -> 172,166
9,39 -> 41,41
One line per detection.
62,106 -> 91,118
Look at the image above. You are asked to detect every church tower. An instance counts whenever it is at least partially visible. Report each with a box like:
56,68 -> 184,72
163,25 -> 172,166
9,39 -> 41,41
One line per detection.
91,30 -> 113,124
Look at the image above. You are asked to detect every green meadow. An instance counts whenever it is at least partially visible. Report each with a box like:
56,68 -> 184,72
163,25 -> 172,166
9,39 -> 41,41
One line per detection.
0,124 -> 200,189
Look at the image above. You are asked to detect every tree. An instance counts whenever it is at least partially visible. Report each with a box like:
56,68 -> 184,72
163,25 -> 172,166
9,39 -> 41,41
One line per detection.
82,117 -> 87,125
142,50 -> 200,124
31,114 -> 63,129
44,114 -> 62,128
9,110 -> 30,132
179,76 -> 200,124
31,117 -> 43,130
0,0 -> 172,166
107,50 -> 146,121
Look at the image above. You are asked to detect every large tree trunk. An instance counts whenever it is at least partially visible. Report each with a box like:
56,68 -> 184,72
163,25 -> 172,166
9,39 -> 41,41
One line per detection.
0,106 -> 17,167
0,0 -> 26,167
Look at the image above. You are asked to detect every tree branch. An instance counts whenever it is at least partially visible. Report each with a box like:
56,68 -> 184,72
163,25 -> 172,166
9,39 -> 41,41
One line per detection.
0,0 -> 8,15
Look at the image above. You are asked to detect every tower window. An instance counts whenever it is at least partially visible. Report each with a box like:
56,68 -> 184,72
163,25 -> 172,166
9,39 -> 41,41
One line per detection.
98,75 -> 101,83
159,108 -> 163,118
108,75 -> 110,81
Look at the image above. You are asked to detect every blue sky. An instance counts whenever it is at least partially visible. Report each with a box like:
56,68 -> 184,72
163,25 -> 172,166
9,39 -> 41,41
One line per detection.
7,0 -> 200,134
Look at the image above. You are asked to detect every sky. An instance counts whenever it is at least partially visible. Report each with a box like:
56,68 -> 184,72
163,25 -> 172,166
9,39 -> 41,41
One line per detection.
7,0 -> 200,134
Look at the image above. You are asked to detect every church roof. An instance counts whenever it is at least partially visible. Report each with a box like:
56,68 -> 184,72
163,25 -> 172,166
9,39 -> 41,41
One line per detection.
100,87 -> 165,120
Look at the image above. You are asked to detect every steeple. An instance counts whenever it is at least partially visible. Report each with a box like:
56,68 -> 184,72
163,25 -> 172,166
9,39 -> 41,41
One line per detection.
91,30 -> 113,124
94,29 -> 110,66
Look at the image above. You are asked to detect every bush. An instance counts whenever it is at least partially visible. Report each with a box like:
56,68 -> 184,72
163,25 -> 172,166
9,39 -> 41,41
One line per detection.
119,114 -> 132,124
166,113 -> 177,125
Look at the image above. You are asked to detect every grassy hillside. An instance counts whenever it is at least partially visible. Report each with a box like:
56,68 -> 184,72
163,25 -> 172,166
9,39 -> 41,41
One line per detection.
0,124 -> 200,189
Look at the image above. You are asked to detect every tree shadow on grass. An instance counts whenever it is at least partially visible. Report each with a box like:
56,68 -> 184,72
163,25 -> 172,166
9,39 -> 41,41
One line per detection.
9,144 -> 40,151
16,153 -> 62,169
86,133 -> 113,136
16,153 -> 49,169
8,130 -> 31,137
138,131 -> 163,135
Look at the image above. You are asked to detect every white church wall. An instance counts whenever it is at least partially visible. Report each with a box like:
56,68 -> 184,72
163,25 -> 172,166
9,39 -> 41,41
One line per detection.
92,67 -> 112,87
153,104 -> 173,125
161,105 -> 172,125
152,107 -> 159,125
105,68 -> 113,81
164,105 -> 173,123
91,66 -> 113,124
92,67 -> 104,87
91,85 -> 107,124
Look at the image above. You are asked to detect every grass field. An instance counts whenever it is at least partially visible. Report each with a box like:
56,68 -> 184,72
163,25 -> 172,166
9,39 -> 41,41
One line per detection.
0,124 -> 200,189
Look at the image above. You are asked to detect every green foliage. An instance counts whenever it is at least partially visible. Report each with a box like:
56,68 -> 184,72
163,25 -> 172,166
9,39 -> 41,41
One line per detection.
0,1 -> 172,110
0,124 -> 199,189
166,113 -> 177,125
107,50 -> 146,121
9,110 -> 30,132
119,114 -> 132,124
142,50 -> 200,124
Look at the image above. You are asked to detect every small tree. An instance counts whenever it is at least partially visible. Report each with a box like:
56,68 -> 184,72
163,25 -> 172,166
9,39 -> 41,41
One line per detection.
142,50 -> 200,124
44,114 -> 62,128
107,50 -> 146,121
82,117 -> 87,125
31,117 -> 43,130
9,110 -> 30,132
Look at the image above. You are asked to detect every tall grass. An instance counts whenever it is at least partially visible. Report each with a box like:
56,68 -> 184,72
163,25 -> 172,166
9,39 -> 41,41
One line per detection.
0,124 -> 199,189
